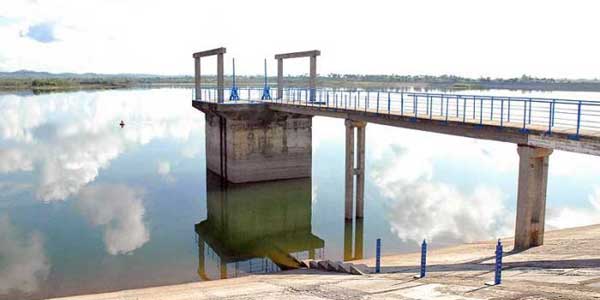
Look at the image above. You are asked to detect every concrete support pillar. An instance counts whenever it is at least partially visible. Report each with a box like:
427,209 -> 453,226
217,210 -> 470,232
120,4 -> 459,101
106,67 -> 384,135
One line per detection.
309,55 -> 317,101
345,120 -> 355,220
194,57 -> 201,100
355,125 -> 366,218
343,220 -> 353,261
197,238 -> 209,280
354,218 -> 364,260
344,120 -> 367,220
217,53 -> 224,103
277,58 -> 283,99
220,261 -> 227,279
514,145 -> 553,251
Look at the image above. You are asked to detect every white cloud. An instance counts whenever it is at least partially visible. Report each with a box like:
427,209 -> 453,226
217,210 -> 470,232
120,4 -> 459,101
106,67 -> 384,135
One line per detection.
76,184 -> 150,255
2,0 -> 600,78
0,215 -> 50,294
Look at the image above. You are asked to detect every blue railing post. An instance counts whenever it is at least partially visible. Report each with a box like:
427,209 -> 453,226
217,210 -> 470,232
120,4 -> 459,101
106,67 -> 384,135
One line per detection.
401,92 -> 404,116
462,97 -> 466,122
377,91 -> 380,113
508,98 -> 511,123
387,92 -> 391,114
490,97 -> 494,120
420,239 -> 427,278
552,99 -> 556,127
445,95 -> 449,124
375,238 -> 381,273
479,98 -> 483,126
521,99 -> 528,133
569,101 -> 582,140
414,95 -> 418,121
528,98 -> 532,124
456,96 -> 459,118
494,239 -> 503,285
500,98 -> 504,128
472,97 -> 476,119
429,96 -> 433,120
547,101 -> 553,135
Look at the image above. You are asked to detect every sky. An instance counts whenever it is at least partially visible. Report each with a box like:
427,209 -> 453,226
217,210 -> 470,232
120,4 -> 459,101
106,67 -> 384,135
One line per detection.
1,0 -> 600,78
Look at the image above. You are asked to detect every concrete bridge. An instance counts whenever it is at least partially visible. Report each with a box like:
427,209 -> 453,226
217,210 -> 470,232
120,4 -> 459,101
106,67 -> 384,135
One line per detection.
191,47 -> 600,251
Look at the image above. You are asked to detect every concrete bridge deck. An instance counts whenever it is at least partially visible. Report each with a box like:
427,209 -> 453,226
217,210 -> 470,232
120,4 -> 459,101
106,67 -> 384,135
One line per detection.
193,92 -> 600,156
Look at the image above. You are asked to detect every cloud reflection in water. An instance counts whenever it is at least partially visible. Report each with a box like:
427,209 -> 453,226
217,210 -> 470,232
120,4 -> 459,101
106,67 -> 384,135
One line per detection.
0,215 -> 50,293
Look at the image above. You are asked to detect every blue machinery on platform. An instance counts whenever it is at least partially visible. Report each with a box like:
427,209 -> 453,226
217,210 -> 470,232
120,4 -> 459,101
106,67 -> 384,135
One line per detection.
229,58 -> 240,101
261,59 -> 272,100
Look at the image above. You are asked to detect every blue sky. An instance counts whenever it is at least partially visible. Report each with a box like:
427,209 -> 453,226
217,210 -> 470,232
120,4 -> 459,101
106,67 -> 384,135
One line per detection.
1,0 -> 600,78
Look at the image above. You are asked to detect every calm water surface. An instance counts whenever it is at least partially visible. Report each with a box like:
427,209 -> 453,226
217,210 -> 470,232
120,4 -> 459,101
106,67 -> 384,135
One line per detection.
2,88 -> 600,299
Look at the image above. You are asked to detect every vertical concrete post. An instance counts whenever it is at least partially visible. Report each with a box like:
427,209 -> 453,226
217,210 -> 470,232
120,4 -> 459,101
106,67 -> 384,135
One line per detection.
343,220 -> 353,261
197,238 -> 209,280
309,55 -> 317,101
354,218 -> 364,260
345,120 -> 355,220
220,260 -> 227,279
194,57 -> 201,100
277,58 -> 283,99
514,145 -> 553,251
217,53 -> 224,103
355,123 -> 366,218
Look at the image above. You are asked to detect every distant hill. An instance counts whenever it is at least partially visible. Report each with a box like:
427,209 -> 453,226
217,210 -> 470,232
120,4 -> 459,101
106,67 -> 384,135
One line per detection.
0,70 -> 181,79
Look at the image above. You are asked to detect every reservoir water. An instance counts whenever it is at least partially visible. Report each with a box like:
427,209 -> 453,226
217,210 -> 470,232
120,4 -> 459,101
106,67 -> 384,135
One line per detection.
2,88 -> 600,299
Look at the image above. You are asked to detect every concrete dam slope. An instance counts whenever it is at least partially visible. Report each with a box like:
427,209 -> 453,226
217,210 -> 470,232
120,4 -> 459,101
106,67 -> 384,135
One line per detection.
49,224 -> 600,300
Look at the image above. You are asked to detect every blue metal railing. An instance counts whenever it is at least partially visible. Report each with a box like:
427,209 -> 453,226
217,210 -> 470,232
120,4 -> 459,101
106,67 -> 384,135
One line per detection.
192,87 -> 600,140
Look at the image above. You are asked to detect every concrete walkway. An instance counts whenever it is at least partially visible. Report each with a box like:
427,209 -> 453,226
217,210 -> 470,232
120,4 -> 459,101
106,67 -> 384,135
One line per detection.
52,225 -> 600,300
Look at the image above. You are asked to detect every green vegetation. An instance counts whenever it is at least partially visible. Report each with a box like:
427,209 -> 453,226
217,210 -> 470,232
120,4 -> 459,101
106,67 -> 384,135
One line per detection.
2,71 -> 600,93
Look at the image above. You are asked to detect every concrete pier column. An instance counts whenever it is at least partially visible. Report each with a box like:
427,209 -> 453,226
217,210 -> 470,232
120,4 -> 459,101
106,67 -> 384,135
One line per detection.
217,53 -> 224,103
197,238 -> 209,280
345,120 -> 367,220
345,120 -> 355,220
354,218 -> 364,260
309,55 -> 317,101
220,261 -> 227,279
355,124 -> 366,218
514,145 -> 553,251
194,57 -> 201,100
343,220 -> 353,261
277,58 -> 283,99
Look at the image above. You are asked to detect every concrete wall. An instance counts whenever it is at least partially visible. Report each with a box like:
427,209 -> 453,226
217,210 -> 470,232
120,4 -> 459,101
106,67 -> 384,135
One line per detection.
204,108 -> 312,183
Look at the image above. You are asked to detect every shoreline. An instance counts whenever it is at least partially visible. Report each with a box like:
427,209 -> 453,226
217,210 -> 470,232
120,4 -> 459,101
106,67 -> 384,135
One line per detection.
6,80 -> 600,94
48,224 -> 600,299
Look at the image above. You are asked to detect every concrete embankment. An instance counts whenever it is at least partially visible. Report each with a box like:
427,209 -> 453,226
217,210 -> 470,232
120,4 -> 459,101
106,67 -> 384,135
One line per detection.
52,225 -> 600,300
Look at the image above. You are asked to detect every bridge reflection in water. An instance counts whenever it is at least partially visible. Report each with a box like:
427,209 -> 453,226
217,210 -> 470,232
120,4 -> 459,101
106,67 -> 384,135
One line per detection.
195,173 -> 325,280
